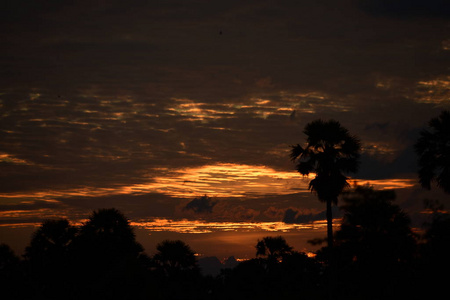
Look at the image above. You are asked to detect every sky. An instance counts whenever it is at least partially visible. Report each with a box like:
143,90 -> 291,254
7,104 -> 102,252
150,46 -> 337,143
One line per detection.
1,0 -> 450,259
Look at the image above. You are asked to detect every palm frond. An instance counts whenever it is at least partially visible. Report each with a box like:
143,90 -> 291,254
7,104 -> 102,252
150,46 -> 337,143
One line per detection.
290,144 -> 304,161
296,159 -> 315,175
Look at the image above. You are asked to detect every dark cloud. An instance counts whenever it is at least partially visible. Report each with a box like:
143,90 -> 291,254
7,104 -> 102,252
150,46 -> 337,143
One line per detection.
357,149 -> 417,180
358,0 -> 450,18
0,200 -> 61,212
183,195 -> 217,214
282,207 -> 341,224
58,192 -> 178,219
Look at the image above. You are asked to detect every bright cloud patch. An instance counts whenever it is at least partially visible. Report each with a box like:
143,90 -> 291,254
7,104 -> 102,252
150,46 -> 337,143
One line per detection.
129,163 -> 311,198
131,218 -> 328,234
416,76 -> 450,105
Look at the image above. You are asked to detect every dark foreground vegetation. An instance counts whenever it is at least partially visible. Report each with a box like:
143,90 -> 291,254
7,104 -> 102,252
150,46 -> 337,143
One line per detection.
1,187 -> 449,300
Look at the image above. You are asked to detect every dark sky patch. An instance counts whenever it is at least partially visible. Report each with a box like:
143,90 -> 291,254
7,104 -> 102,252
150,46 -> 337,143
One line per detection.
358,0 -> 450,18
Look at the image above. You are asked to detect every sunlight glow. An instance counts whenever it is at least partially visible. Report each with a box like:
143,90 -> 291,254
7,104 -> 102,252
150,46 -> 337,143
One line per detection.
136,164 -> 312,197
0,153 -> 32,165
167,98 -> 235,121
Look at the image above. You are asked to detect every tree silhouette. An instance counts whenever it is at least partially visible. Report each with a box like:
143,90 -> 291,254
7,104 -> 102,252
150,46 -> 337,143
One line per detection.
0,244 -> 23,299
0,243 -> 19,271
24,219 -> 77,299
331,185 -> 417,299
25,219 -> 77,263
418,202 -> 450,299
256,236 -> 292,262
72,208 -> 145,299
221,240 -> 323,300
336,185 -> 416,264
154,240 -> 197,276
415,110 -> 450,193
291,119 -> 361,248
77,208 -> 143,254
153,240 -> 202,299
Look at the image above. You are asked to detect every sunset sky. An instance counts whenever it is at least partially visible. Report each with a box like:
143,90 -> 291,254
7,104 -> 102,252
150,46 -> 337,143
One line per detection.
1,0 -> 449,259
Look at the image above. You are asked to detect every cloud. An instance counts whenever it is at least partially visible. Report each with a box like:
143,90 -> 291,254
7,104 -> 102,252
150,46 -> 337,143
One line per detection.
282,207 -> 341,224
263,206 -> 286,220
183,195 -> 217,214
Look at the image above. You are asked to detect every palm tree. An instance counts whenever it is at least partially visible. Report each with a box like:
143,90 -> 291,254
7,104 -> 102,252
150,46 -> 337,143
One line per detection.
291,119 -> 361,248
415,110 -> 450,193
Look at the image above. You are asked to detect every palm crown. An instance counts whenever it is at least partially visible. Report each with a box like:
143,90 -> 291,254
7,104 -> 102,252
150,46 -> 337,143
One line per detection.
291,119 -> 361,204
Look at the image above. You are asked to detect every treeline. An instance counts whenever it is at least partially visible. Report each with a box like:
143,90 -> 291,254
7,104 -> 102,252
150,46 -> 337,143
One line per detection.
1,186 -> 450,299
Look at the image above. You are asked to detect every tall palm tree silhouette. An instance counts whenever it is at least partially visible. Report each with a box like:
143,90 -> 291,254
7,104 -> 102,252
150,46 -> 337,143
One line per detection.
291,119 -> 361,248
415,110 -> 450,193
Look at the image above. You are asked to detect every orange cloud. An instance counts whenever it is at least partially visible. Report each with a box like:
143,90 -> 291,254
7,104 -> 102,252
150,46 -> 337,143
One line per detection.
130,218 -> 328,234
0,163 -> 417,201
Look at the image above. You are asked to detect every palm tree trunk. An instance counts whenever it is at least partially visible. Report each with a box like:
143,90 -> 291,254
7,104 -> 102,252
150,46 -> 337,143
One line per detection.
326,199 -> 333,249
326,198 -> 335,300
